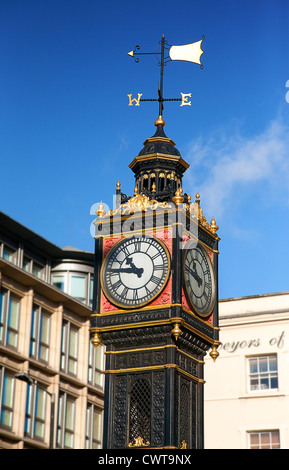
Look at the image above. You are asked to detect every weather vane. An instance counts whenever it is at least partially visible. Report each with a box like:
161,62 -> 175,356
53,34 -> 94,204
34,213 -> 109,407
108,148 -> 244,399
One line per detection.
127,34 -> 204,116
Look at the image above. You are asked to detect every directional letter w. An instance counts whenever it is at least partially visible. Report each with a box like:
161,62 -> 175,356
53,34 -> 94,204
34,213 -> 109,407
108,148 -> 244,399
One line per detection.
128,93 -> 143,106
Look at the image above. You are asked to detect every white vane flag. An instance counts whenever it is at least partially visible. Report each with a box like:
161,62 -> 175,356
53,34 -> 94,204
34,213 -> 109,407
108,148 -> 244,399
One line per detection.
169,39 -> 204,65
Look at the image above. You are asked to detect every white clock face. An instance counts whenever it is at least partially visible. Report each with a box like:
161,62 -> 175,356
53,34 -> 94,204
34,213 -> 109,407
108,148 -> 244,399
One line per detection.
183,242 -> 216,317
102,236 -> 170,308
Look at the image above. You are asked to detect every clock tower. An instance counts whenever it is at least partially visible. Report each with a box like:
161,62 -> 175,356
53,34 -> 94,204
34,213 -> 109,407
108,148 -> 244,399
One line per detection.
90,115 -> 220,450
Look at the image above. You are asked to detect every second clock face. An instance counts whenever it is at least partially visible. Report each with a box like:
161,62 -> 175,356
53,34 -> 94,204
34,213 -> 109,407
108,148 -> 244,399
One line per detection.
102,236 -> 170,308
183,242 -> 216,317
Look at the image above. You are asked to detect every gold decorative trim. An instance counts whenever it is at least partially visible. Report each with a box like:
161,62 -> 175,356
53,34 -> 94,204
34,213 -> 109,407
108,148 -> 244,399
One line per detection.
128,436 -> 150,447
129,153 -> 190,170
104,363 -> 205,383
108,193 -> 172,217
105,345 -> 176,355
92,303 -> 219,331
185,193 -> 220,236
172,323 -> 182,340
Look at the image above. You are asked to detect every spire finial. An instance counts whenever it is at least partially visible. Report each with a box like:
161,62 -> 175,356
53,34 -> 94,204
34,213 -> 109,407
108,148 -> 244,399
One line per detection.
154,115 -> 165,127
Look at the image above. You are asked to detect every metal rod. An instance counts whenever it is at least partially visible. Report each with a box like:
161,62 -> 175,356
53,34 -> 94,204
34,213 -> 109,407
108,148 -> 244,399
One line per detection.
159,34 -> 165,116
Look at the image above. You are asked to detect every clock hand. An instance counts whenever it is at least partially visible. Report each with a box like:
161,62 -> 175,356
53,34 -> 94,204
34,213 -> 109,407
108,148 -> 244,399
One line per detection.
189,262 -> 203,287
107,266 -> 144,278
125,256 -> 144,278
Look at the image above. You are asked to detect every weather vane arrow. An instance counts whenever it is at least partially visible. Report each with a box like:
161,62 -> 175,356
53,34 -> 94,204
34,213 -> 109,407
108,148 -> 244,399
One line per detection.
127,34 -> 204,116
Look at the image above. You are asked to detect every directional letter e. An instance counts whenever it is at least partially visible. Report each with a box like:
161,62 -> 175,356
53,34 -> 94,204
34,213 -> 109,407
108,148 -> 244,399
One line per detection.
128,93 -> 143,106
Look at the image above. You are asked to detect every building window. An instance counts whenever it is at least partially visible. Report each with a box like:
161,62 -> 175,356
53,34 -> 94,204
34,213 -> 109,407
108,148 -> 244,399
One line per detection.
52,271 -> 93,305
22,257 -> 45,280
69,275 -> 86,303
248,430 -> 280,449
88,341 -> 105,388
52,274 -> 66,292
2,245 -> 17,264
60,320 -> 78,375
30,305 -> 50,362
25,383 -> 46,440
0,289 -> 20,348
0,368 -> 14,428
85,403 -> 102,449
32,262 -> 45,280
248,355 -> 278,391
89,277 -> 94,308
57,392 -> 75,448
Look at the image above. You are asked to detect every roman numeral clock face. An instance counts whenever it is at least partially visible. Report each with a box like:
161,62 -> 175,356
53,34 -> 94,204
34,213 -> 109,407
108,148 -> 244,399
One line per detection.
183,242 -> 216,318
101,236 -> 170,308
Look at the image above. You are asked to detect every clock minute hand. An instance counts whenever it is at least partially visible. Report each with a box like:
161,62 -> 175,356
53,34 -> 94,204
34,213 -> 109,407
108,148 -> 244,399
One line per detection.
108,266 -> 144,278
189,263 -> 203,287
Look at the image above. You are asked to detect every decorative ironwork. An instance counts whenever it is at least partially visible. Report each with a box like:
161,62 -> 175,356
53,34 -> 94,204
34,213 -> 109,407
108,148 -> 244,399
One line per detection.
128,35 -> 204,116
129,378 -> 151,445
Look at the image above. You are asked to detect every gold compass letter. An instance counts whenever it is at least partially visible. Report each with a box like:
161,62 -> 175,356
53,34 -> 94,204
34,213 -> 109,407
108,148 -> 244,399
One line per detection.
128,93 -> 143,106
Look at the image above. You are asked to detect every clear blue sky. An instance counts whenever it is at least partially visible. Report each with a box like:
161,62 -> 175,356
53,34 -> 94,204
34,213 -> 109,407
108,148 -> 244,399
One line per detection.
1,0 -> 289,300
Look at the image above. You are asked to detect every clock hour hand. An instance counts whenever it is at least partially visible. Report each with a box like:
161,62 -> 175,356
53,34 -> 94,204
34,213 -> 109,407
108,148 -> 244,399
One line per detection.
108,257 -> 144,278
125,257 -> 144,278
189,262 -> 203,287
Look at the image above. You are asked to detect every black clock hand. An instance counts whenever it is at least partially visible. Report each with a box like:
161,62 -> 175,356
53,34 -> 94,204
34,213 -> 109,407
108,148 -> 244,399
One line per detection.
125,257 -> 144,278
189,262 -> 203,287
107,265 -> 144,278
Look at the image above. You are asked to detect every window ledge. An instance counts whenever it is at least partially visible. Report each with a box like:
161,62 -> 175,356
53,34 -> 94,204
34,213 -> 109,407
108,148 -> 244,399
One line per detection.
239,391 -> 285,399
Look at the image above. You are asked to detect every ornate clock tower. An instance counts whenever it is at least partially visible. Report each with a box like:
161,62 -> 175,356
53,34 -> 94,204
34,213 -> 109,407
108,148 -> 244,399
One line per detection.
90,115 -> 220,450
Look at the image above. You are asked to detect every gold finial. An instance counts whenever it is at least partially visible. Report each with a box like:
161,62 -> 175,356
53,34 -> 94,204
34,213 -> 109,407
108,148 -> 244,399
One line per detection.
180,440 -> 187,449
172,187 -> 184,205
128,436 -> 150,447
187,193 -> 191,204
209,345 -> 219,362
91,333 -> 101,348
96,201 -> 106,218
210,216 -> 219,234
172,323 -> 182,341
134,185 -> 138,194
151,182 -> 156,193
154,115 -> 165,127
116,181 -> 121,189
195,192 -> 200,204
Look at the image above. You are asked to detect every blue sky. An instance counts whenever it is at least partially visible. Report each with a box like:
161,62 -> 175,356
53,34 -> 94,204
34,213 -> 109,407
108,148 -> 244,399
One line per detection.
0,0 -> 289,300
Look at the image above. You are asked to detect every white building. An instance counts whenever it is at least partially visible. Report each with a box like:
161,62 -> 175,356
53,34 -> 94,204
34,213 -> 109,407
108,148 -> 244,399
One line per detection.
204,292 -> 289,449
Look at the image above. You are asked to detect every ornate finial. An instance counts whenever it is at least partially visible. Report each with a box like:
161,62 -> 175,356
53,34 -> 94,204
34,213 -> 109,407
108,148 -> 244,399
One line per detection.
209,345 -> 219,362
91,333 -> 101,348
180,440 -> 187,449
116,181 -> 121,190
172,187 -> 184,205
154,115 -> 165,127
172,323 -> 182,341
187,193 -> 191,204
128,436 -> 150,447
96,201 -> 106,218
151,182 -> 156,193
195,192 -> 200,204
210,216 -> 219,234
134,185 -> 138,194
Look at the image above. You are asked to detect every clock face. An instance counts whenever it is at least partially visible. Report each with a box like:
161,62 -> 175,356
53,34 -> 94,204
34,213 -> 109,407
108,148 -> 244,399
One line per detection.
183,242 -> 216,317
101,236 -> 170,308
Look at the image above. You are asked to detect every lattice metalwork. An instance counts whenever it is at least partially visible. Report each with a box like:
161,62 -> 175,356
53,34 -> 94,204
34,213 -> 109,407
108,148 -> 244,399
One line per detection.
129,378 -> 151,443
180,382 -> 190,445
